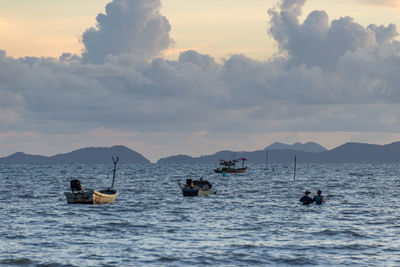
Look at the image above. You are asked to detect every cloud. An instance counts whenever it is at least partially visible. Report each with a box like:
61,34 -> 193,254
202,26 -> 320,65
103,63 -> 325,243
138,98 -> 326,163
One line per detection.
368,24 -> 399,43
268,0 -> 382,69
1,0 -> 400,159
82,0 -> 173,64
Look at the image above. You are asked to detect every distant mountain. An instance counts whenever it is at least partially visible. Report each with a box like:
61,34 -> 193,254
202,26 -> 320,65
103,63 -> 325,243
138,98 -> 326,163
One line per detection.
157,149 -> 305,164
0,152 -> 49,164
0,145 -> 150,164
311,142 -> 400,163
158,141 -> 400,164
158,150 -> 242,164
265,142 -> 327,153
157,155 -> 195,164
4,142 -> 400,164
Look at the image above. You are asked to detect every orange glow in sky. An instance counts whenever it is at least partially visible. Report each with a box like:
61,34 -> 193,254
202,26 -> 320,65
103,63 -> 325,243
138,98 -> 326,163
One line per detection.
0,0 -> 398,60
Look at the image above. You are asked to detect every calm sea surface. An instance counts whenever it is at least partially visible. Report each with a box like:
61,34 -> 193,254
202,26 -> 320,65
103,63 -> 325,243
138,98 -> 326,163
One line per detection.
1,163 -> 400,266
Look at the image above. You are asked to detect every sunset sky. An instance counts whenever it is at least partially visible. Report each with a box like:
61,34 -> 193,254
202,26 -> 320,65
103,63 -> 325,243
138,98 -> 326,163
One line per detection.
1,0 -> 400,161
1,1 -> 399,60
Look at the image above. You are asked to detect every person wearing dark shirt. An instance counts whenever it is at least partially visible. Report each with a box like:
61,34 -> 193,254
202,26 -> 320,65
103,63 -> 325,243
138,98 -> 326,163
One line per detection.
312,190 -> 325,205
300,190 -> 313,205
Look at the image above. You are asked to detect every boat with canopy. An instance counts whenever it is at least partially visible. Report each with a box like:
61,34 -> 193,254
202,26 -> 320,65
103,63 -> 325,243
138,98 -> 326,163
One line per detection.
214,157 -> 247,174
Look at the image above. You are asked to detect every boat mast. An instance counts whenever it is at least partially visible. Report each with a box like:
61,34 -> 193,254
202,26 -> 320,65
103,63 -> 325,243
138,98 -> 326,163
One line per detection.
111,156 -> 119,188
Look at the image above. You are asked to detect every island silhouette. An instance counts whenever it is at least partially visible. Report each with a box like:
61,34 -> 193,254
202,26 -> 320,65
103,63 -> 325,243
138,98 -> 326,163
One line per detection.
2,141 -> 400,164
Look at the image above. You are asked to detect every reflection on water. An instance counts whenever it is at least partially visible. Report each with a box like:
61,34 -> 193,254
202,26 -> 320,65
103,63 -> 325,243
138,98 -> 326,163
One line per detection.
1,163 -> 400,266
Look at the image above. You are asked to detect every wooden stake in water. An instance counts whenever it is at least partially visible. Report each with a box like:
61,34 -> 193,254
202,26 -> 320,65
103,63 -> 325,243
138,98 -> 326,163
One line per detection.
293,155 -> 297,180
266,151 -> 269,177
111,156 -> 119,189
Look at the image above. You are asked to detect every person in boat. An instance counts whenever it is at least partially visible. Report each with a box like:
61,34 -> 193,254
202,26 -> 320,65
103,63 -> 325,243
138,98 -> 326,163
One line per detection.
312,190 -> 325,205
300,190 -> 313,205
196,178 -> 212,190
186,179 -> 194,189
70,179 -> 82,192
199,178 -> 206,189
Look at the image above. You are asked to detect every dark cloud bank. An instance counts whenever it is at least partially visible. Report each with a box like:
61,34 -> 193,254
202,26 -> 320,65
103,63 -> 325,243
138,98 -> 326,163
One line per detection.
1,0 -> 400,139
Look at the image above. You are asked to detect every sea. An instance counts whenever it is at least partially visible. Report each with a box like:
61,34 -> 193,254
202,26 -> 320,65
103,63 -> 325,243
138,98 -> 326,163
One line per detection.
1,163 -> 400,266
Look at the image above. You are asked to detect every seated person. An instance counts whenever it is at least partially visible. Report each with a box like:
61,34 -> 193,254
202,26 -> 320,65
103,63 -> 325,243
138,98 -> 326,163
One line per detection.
70,179 -> 82,192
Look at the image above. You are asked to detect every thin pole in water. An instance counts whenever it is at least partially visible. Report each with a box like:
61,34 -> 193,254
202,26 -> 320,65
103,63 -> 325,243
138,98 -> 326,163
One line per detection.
111,156 -> 119,188
293,155 -> 297,180
266,151 -> 269,178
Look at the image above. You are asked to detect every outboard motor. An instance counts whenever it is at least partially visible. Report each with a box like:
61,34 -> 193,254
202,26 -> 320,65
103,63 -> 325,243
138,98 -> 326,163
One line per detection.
70,179 -> 83,192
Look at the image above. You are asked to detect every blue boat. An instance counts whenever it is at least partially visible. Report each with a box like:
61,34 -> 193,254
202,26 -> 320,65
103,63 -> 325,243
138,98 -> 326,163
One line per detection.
178,179 -> 213,197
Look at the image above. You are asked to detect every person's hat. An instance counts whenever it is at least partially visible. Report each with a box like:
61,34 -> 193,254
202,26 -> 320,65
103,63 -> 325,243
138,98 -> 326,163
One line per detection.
305,190 -> 311,194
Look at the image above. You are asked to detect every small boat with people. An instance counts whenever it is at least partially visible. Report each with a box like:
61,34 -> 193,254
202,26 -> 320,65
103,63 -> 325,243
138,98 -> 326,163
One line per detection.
64,157 -> 119,204
214,157 -> 247,174
178,178 -> 213,197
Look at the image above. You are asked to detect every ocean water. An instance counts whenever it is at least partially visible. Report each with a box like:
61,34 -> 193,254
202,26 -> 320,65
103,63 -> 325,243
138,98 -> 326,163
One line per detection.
1,163 -> 400,266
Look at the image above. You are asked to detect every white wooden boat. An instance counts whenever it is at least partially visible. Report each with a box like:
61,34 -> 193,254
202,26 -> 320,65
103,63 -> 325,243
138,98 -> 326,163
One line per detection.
64,189 -> 118,204
64,157 -> 119,205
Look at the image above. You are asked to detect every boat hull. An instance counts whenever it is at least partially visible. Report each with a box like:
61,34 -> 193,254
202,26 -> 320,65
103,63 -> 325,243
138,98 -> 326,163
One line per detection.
181,187 -> 211,197
93,189 -> 118,204
197,188 -> 211,196
64,189 -> 118,204
214,167 -> 247,174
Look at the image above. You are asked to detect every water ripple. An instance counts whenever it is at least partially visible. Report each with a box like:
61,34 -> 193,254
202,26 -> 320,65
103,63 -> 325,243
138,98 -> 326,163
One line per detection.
0,163 -> 399,266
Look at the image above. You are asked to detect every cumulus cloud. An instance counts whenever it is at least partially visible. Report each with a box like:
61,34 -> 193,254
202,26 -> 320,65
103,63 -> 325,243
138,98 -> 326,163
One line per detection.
268,0 -> 381,69
1,0 -> 400,159
368,23 -> 399,43
82,0 -> 172,64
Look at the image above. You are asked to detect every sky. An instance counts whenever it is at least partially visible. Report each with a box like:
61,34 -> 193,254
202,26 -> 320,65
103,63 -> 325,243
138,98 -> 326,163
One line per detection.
0,0 -> 400,162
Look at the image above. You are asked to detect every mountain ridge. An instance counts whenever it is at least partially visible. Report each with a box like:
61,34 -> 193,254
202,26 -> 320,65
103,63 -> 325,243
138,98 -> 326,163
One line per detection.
3,141 -> 400,164
158,141 -> 400,164
265,142 -> 327,153
0,145 -> 150,164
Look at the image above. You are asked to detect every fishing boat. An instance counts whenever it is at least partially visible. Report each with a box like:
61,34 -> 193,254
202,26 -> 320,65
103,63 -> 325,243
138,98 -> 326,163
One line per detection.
214,157 -> 247,173
178,178 -> 213,197
64,157 -> 119,204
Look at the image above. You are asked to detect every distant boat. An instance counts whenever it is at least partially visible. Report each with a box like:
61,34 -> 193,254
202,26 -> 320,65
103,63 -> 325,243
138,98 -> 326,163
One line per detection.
214,157 -> 247,174
178,178 -> 213,197
64,157 -> 119,204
